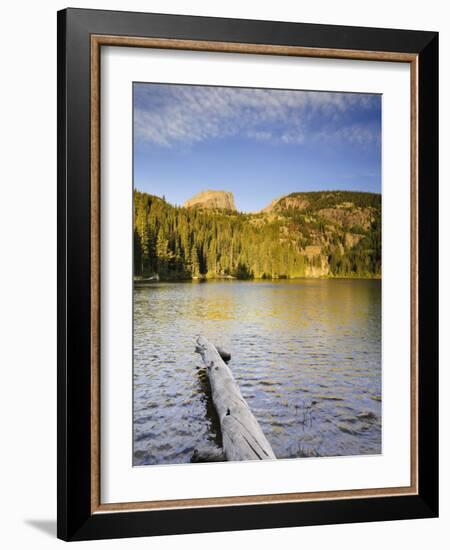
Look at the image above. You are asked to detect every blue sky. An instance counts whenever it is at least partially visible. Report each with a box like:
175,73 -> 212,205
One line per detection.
134,83 -> 381,212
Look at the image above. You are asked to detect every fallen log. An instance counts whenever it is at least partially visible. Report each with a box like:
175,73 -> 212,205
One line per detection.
215,346 -> 231,363
195,336 -> 276,461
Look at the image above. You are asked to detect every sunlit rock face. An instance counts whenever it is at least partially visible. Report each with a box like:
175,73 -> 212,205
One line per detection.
184,190 -> 237,211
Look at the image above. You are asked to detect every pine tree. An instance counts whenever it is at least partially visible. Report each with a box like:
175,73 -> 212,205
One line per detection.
133,190 -> 381,281
190,244 -> 200,277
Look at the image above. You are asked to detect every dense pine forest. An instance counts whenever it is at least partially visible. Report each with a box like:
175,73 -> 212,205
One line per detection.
134,189 -> 381,281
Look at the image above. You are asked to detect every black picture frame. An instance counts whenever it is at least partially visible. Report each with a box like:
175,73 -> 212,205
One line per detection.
57,7 -> 438,541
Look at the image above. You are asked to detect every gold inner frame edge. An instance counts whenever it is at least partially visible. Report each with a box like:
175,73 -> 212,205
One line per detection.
90,34 -> 419,514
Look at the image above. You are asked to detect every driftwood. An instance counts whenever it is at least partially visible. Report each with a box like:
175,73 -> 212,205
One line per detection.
195,336 -> 276,461
215,346 -> 231,363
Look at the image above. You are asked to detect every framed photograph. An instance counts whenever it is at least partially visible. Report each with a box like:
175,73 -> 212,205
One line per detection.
57,8 -> 438,541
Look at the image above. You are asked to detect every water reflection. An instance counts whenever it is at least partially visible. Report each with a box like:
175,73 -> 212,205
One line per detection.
133,279 -> 381,465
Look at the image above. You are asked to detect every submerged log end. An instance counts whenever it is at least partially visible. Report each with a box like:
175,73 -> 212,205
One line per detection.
191,448 -> 227,463
216,346 -> 231,363
195,336 -> 231,363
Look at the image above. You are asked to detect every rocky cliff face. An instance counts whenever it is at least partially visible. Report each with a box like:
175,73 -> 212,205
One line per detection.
184,190 -> 236,211
262,194 -> 310,213
262,191 -> 378,230
134,189 -> 381,280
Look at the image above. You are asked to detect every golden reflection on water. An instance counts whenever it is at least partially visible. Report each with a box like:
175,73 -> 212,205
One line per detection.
133,279 -> 381,465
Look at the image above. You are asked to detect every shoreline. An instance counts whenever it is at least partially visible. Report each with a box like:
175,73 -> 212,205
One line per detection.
134,275 -> 381,285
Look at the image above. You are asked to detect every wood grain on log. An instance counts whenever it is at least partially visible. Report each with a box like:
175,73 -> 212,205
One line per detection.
195,336 -> 276,461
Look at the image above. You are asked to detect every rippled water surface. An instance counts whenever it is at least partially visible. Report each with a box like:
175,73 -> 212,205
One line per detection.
133,279 -> 381,465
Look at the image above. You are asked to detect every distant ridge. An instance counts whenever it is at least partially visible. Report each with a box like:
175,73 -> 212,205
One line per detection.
261,190 -> 381,213
184,190 -> 236,211
134,189 -> 381,281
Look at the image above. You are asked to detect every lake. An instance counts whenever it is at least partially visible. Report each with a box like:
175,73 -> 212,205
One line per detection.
133,279 -> 381,465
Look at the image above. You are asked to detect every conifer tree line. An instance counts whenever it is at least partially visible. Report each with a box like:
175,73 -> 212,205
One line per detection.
134,190 -> 381,280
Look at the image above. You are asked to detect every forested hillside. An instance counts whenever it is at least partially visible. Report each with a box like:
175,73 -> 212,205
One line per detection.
134,190 -> 381,280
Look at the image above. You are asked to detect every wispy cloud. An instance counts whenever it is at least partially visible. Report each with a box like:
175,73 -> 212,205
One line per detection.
134,84 -> 380,148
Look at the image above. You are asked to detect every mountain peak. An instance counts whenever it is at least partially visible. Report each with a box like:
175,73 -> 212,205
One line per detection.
184,190 -> 236,211
261,193 -> 309,213
261,191 -> 381,213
